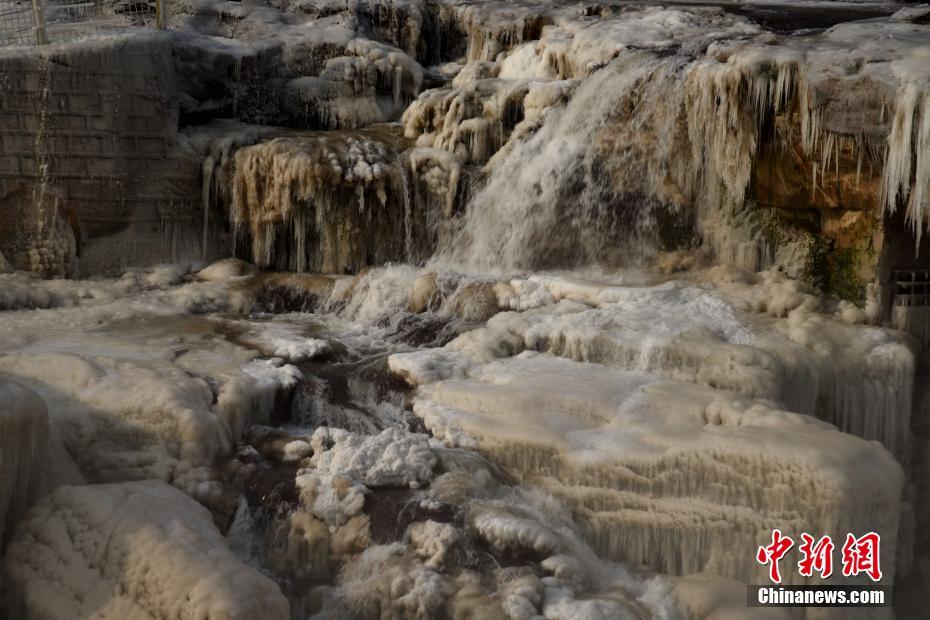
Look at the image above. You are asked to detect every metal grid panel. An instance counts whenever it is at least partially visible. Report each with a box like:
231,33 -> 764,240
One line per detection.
44,0 -> 157,41
164,0 -> 190,29
0,0 -> 37,46
44,0 -> 110,43
893,269 -> 930,308
0,0 -> 188,46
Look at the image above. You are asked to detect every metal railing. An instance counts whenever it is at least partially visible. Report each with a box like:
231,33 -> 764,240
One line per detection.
1,0 -> 180,46
893,269 -> 930,308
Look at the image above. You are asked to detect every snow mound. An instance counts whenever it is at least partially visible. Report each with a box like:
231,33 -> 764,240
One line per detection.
408,520 -> 460,570
295,471 -> 368,526
311,426 -> 437,488
196,258 -> 259,281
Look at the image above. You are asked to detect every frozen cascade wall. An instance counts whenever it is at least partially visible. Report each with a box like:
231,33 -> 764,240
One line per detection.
155,4 -> 930,294
428,17 -> 930,275
217,130 -> 432,273
434,52 -> 698,270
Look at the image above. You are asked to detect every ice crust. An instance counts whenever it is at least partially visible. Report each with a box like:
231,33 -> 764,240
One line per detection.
237,320 -> 332,362
0,260 -> 910,619
388,268 -> 914,456
408,352 -> 902,582
0,271 -> 301,487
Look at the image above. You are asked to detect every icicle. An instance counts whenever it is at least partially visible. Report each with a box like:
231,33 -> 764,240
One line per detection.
812,162 -> 818,200
226,135 -> 407,271
906,93 -> 930,247
201,156 -> 214,261
882,84 -> 918,218
400,170 -> 413,261
856,146 -> 863,188
393,65 -> 403,107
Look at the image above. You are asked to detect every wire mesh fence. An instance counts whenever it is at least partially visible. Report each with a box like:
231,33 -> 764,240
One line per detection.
0,0 -> 187,46
0,1 -> 37,46
163,0 -> 190,28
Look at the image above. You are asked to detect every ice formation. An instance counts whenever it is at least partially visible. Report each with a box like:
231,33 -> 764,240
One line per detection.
384,269 -> 913,452
408,519 -> 460,570
284,38 -> 424,128
683,17 -> 930,246
399,6 -> 930,271
4,480 -> 289,619
224,132 -> 416,272
403,350 -> 903,583
0,271 -> 303,487
295,453 -> 684,620
295,470 -> 368,526
0,258 -> 912,618
3,1 -> 930,618
0,381 -> 49,548
310,426 -> 436,488
233,318 -> 332,362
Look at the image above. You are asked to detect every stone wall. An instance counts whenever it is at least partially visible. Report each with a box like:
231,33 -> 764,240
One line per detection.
0,32 -> 222,277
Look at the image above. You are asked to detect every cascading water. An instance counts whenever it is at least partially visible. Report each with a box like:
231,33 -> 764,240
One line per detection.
435,52 -> 694,271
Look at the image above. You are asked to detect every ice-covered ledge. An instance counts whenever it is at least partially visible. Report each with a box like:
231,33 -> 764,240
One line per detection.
388,272 -> 911,587
405,352 -> 902,584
